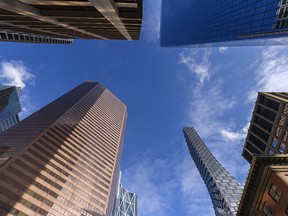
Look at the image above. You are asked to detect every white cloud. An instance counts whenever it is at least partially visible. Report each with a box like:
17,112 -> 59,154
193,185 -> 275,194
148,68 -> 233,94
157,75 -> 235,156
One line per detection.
218,47 -> 228,53
175,150 -> 214,216
121,157 -> 177,216
142,0 -> 161,42
0,60 -> 36,119
248,46 -> 288,101
122,149 -> 215,216
0,60 -> 35,89
179,48 -> 212,84
220,123 -> 249,142
186,82 -> 235,137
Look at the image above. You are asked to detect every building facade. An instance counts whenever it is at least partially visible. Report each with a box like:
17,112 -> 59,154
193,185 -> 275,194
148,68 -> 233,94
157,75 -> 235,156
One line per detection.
113,183 -> 137,216
0,81 -> 127,216
183,127 -> 243,216
0,0 -> 142,44
161,0 -> 288,47
0,86 -> 21,134
237,155 -> 288,216
242,92 -> 288,163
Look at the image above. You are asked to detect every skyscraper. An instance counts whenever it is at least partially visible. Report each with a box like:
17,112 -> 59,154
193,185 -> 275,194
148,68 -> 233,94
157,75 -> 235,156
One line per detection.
0,86 -> 21,134
0,81 -> 127,216
113,183 -> 137,216
0,0 -> 142,44
183,127 -> 243,216
242,92 -> 288,163
161,0 -> 288,47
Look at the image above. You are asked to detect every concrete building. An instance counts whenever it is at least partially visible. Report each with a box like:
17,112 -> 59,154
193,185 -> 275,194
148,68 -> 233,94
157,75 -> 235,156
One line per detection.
0,0 -> 142,44
0,86 -> 21,134
161,0 -> 288,47
242,92 -> 288,163
237,154 -> 288,216
0,81 -> 127,216
183,127 -> 243,216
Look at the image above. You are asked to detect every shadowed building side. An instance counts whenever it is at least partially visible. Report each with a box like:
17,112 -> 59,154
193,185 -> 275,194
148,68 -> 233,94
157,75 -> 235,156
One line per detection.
242,92 -> 288,163
0,0 -> 142,44
183,127 -> 243,216
0,81 -> 127,216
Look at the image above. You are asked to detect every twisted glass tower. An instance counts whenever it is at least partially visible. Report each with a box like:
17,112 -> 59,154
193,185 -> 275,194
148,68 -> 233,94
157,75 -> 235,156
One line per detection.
183,127 -> 243,216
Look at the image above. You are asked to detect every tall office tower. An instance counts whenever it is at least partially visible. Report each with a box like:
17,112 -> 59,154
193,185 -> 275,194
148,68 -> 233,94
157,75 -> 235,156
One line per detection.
161,0 -> 288,47
113,183 -> 137,216
242,92 -> 288,163
183,127 -> 243,216
0,86 -> 21,134
0,0 -> 142,44
0,81 -> 127,216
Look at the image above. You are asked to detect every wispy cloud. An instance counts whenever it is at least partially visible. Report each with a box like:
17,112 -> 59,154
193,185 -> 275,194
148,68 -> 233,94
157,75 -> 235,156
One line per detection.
0,60 -> 36,119
179,48 -> 212,84
0,61 -> 35,89
218,47 -> 228,53
175,150 -> 214,215
142,0 -> 161,42
185,81 -> 235,137
122,148 -> 215,216
220,123 -> 249,142
122,157 -> 177,216
248,46 -> 288,101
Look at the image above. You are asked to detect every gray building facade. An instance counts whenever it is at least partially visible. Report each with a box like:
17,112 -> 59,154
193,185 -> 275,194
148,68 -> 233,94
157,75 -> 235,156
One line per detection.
183,127 -> 243,216
0,86 -> 21,134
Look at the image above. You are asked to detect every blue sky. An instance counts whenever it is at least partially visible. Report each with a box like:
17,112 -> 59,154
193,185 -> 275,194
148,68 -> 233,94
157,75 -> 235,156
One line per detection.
1,0 -> 288,215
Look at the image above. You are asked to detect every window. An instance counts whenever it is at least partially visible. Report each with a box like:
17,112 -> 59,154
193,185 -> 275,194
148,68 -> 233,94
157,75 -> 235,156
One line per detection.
268,149 -> 274,155
282,131 -> 288,142
272,138 -> 278,148
279,143 -> 286,153
262,202 -> 274,216
268,184 -> 282,203
275,127 -> 282,137
279,115 -> 286,126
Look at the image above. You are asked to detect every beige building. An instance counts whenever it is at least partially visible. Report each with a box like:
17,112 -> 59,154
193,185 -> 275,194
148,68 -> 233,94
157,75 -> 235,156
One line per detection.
0,81 -> 127,216
237,154 -> 288,216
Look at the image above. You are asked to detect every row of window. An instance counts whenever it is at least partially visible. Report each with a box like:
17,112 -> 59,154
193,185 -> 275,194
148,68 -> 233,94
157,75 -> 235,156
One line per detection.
262,184 -> 288,216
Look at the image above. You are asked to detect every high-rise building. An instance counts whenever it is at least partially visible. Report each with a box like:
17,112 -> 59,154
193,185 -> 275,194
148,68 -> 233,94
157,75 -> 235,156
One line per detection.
183,127 -> 243,216
0,86 -> 21,134
113,181 -> 137,216
0,81 -> 127,216
242,92 -> 288,163
0,0 -> 142,44
161,0 -> 288,47
237,154 -> 288,216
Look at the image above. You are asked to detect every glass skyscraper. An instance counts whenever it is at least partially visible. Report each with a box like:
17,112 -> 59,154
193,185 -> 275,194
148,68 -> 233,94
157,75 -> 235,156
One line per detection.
161,0 -> 288,47
183,127 -> 243,216
113,184 -> 137,216
0,86 -> 21,134
0,81 -> 127,216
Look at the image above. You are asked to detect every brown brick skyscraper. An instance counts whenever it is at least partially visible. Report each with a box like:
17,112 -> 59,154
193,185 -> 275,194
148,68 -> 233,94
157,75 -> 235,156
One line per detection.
0,81 -> 127,216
